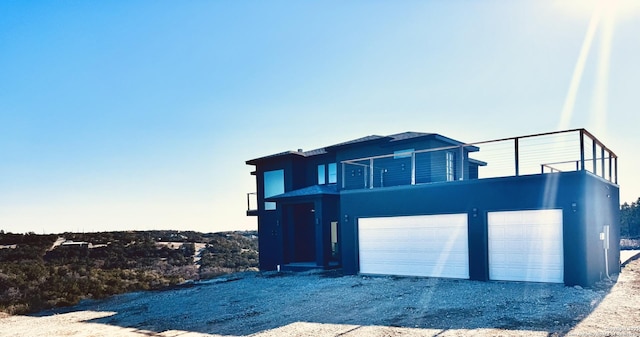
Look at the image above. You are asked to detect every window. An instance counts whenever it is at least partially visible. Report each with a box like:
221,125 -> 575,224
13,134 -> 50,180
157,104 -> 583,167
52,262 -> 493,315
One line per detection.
318,163 -> 337,184
264,169 -> 284,210
446,152 -> 455,181
331,221 -> 339,258
318,164 -> 326,185
328,163 -> 337,184
394,149 -> 414,159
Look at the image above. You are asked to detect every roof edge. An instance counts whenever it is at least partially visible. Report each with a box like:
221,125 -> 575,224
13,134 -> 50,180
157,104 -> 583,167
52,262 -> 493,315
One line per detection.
246,151 -> 306,165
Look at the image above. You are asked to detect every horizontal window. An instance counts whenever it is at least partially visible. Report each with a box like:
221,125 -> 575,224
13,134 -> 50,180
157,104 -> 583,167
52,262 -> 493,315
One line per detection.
394,149 -> 414,159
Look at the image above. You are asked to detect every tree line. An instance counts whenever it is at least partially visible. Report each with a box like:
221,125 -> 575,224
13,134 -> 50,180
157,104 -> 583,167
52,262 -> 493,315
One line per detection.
621,197 -> 640,238
0,230 -> 258,315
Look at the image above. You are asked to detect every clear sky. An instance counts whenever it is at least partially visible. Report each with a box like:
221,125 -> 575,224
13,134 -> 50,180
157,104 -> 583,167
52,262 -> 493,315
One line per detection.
1,0 -> 639,234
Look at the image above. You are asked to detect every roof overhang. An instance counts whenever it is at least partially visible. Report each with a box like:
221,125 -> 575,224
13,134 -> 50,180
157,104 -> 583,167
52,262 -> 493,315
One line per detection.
469,158 -> 488,166
266,184 -> 339,202
246,151 -> 305,166
432,134 -> 480,152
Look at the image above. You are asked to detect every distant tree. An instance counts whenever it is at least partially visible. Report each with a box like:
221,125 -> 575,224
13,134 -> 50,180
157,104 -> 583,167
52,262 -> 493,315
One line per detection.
621,197 -> 640,238
0,230 -> 258,314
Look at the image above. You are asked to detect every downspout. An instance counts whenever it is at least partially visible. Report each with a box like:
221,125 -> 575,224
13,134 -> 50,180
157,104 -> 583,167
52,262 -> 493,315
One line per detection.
604,247 -> 610,280
602,225 -> 611,280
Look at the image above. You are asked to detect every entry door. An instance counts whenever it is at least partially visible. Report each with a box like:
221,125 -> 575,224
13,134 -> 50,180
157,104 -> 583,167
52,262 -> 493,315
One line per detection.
293,203 -> 316,262
358,214 -> 469,279
488,209 -> 564,283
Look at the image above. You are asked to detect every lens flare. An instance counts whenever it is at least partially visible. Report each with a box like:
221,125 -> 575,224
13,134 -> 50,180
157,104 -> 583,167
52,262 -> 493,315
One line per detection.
557,0 -> 635,131
558,9 -> 601,130
590,4 -> 614,137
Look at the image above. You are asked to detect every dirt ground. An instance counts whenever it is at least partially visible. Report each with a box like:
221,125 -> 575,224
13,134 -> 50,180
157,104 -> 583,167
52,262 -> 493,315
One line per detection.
1,258 -> 640,337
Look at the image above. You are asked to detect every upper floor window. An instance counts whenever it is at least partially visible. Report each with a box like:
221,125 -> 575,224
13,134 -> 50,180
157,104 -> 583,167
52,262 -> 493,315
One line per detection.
264,169 -> 284,210
318,165 -> 326,185
318,163 -> 338,185
446,152 -> 455,181
328,163 -> 337,184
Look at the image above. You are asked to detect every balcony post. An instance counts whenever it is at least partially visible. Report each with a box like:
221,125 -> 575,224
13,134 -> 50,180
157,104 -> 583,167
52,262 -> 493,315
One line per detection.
615,157 -> 618,184
601,147 -> 605,179
515,138 -> 520,176
459,146 -> 464,180
411,152 -> 416,185
579,130 -> 585,170
592,139 -> 597,174
608,153 -> 612,182
369,158 -> 374,189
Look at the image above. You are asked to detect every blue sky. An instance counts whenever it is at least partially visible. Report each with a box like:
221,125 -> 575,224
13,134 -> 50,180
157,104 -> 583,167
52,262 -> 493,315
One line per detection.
1,1 -> 639,234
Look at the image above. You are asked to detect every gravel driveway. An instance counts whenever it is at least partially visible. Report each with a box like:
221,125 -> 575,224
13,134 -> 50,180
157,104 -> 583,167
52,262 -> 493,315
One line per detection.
2,259 -> 640,337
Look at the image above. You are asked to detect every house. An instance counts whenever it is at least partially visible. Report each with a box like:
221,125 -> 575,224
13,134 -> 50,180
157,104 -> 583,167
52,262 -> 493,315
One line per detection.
60,240 -> 90,248
246,129 -> 620,287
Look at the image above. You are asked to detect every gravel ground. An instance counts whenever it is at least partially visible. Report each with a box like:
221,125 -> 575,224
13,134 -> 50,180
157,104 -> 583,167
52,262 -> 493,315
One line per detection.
2,258 -> 640,337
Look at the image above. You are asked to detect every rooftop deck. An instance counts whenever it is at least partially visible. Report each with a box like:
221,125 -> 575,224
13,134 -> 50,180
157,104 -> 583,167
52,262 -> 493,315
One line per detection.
340,128 -> 617,191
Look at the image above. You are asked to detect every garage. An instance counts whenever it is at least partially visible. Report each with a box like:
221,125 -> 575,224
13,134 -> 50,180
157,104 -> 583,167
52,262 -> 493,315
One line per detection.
358,213 -> 469,279
488,209 -> 564,283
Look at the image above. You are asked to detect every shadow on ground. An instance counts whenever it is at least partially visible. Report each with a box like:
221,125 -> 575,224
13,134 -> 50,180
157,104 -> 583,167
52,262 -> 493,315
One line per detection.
32,267 -> 620,337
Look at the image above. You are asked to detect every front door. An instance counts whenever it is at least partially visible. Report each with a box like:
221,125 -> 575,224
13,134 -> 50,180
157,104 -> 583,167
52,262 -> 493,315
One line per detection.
292,203 -> 316,262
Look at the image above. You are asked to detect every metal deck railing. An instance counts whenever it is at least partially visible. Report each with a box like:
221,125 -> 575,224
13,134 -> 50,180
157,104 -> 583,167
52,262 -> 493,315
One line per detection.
340,129 -> 617,191
246,192 -> 258,215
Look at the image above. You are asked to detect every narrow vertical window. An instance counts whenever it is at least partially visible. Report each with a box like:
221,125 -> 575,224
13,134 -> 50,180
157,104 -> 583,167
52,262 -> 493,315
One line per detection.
328,163 -> 337,184
264,169 -> 284,210
318,164 -> 326,185
446,152 -> 455,181
331,221 -> 339,258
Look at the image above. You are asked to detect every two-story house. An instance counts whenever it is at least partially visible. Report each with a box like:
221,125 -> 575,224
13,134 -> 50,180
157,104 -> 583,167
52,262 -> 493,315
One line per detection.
246,129 -> 620,287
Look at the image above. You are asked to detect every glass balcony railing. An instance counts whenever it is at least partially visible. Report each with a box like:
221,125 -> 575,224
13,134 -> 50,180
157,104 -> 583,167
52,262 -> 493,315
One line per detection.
340,129 -> 617,191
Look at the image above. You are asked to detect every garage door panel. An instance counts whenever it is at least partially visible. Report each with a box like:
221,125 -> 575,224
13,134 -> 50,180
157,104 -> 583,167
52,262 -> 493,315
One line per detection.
362,258 -> 469,268
358,263 -> 468,278
358,214 -> 469,279
491,267 -> 563,283
362,260 -> 469,275
360,248 -> 469,260
488,209 -> 564,283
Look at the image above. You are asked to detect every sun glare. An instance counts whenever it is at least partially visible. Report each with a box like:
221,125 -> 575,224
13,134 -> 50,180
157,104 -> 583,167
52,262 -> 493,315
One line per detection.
555,0 -> 640,20
558,8 -> 601,130
556,0 -> 635,133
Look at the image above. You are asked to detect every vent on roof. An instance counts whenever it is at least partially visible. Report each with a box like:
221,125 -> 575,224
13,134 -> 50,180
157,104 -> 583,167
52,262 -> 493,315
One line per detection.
297,148 -> 303,152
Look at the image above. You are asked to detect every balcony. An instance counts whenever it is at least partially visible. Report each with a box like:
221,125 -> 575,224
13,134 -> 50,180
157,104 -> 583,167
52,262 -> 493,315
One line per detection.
246,192 -> 258,216
340,129 -> 617,191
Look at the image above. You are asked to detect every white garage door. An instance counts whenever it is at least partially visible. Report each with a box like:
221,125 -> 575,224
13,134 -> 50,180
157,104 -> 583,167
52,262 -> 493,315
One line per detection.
358,214 -> 469,279
488,209 -> 564,283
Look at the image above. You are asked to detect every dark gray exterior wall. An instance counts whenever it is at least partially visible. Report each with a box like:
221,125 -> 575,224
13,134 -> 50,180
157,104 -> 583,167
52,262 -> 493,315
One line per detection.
252,154 -> 338,270
583,174 -> 621,285
339,170 -> 620,287
253,157 -> 306,270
